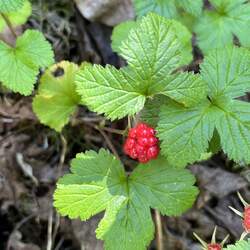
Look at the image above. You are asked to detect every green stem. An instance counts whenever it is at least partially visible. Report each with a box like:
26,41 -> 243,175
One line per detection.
1,13 -> 17,39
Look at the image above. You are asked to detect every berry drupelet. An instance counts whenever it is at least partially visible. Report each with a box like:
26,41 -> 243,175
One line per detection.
123,123 -> 160,163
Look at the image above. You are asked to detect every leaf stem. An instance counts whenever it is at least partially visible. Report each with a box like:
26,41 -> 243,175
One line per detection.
0,13 -> 17,39
95,126 -> 121,161
100,126 -> 125,135
155,210 -> 164,250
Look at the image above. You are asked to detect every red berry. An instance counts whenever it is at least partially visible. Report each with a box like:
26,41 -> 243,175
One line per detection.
208,244 -> 221,250
129,147 -> 138,159
128,128 -> 137,139
148,136 -> 158,146
147,146 -> 159,159
138,154 -> 149,163
137,137 -> 149,146
123,123 -> 159,163
243,206 -> 250,232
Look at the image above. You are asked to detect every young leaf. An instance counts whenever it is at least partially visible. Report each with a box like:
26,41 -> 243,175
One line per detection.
0,0 -> 24,12
194,0 -> 250,54
54,150 -> 198,250
158,46 -> 250,167
133,0 -> 177,19
0,29 -> 54,95
0,0 -> 31,32
77,13 -> 205,121
111,18 -> 193,66
224,240 -> 250,250
132,0 -> 203,18
33,61 -> 81,132
111,20 -> 136,54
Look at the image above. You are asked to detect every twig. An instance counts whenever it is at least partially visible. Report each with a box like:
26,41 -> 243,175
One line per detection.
96,126 -> 121,161
100,126 -> 125,135
155,210 -> 164,250
47,208 -> 53,250
57,133 -> 67,177
0,13 -> 17,39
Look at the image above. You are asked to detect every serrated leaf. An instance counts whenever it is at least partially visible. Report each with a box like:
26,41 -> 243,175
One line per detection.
194,0 -> 250,54
158,46 -> 250,167
0,0 -> 24,12
111,18 -> 193,67
201,46 -> 250,100
77,14 -> 203,120
33,61 -> 81,132
176,0 -> 203,17
140,96 -> 169,127
133,0 -> 177,18
54,150 -> 198,250
224,240 -> 250,250
0,0 -> 31,32
132,0 -> 202,18
111,20 -> 136,54
0,29 -> 54,95
215,100 -> 250,164
157,100 -> 220,167
76,64 -> 146,121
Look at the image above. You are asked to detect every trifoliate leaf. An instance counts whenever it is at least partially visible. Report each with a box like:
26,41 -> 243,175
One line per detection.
224,240 -> 250,250
158,46 -> 250,167
76,64 -> 146,121
132,0 -> 203,18
111,20 -> 136,54
0,29 -> 54,95
111,18 -> 193,66
77,13 -> 204,120
194,0 -> 250,54
33,61 -> 81,132
157,100 -> 221,167
0,0 -> 24,12
201,46 -> 250,100
0,0 -> 31,32
54,150 -> 198,250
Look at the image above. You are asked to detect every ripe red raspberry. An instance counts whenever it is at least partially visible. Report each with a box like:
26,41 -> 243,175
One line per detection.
123,123 -> 159,163
243,206 -> 250,232
208,244 -> 221,250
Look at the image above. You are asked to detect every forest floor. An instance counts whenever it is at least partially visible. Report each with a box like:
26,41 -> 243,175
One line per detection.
0,1 -> 249,250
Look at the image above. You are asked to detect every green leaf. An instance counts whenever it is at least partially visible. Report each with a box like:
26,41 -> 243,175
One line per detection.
111,18 -> 193,67
158,46 -> 250,167
0,29 -> 54,95
33,61 -> 81,132
77,13 -> 203,120
194,0 -> 250,54
157,100 -> 220,167
224,240 -> 250,250
140,96 -> 169,127
157,72 -> 207,106
76,64 -> 146,121
201,46 -> 250,100
54,150 -> 198,250
0,0 -> 31,32
132,0 -> 177,19
132,0 -> 203,18
0,0 -> 24,12
176,0 -> 203,17
215,100 -> 250,164
111,20 -> 136,54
